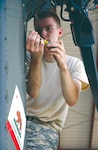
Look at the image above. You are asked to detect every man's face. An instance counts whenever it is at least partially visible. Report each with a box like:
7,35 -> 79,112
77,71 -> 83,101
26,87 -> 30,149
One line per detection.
34,17 -> 63,43
34,17 -> 63,61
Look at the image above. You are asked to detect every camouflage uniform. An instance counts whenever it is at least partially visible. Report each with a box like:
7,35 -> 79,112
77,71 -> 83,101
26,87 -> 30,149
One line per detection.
26,120 -> 59,150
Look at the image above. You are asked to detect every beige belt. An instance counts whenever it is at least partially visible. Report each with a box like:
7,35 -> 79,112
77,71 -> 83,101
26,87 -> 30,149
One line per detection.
26,116 -> 57,132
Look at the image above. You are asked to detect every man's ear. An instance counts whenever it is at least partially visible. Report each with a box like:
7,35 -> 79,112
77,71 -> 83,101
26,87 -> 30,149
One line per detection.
59,28 -> 63,37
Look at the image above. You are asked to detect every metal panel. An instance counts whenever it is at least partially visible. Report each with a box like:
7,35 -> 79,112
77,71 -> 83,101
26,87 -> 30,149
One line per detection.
60,89 -> 93,149
0,0 -> 26,149
59,7 -> 98,150
0,0 -> 7,149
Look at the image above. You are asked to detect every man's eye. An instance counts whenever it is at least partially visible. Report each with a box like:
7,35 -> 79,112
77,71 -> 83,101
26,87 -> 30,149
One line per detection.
46,27 -> 52,31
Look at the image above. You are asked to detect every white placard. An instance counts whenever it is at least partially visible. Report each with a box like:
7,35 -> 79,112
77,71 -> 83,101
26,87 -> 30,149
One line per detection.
6,86 -> 26,150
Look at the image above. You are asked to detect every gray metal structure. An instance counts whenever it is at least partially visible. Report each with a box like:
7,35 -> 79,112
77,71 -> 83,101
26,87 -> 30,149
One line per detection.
0,0 -> 26,149
0,0 -> 98,149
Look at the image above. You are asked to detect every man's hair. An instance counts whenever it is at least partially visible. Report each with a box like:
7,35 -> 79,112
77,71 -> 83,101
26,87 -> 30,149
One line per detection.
34,10 -> 61,28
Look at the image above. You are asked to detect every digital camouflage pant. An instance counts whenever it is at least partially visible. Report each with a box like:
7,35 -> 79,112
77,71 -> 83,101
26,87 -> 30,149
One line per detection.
26,120 -> 59,150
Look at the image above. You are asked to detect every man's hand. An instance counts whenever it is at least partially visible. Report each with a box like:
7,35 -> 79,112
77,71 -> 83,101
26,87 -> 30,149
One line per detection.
47,40 -> 67,70
26,31 -> 45,61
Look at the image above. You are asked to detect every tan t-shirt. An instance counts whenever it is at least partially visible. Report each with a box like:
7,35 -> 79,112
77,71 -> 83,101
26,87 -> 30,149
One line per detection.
26,55 -> 89,132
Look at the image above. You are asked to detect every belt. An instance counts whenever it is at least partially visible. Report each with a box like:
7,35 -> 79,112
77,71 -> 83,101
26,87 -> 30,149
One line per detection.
26,116 -> 51,126
26,116 -> 57,132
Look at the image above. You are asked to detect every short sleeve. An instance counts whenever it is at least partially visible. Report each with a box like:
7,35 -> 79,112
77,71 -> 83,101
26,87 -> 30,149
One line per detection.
67,55 -> 89,91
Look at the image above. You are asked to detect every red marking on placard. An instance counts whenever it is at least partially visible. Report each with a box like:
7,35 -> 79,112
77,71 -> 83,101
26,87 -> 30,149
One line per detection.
6,121 -> 20,150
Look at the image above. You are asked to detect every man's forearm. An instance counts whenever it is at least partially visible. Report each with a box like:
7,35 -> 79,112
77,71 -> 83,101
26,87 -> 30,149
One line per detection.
26,58 -> 42,98
60,67 -> 81,106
